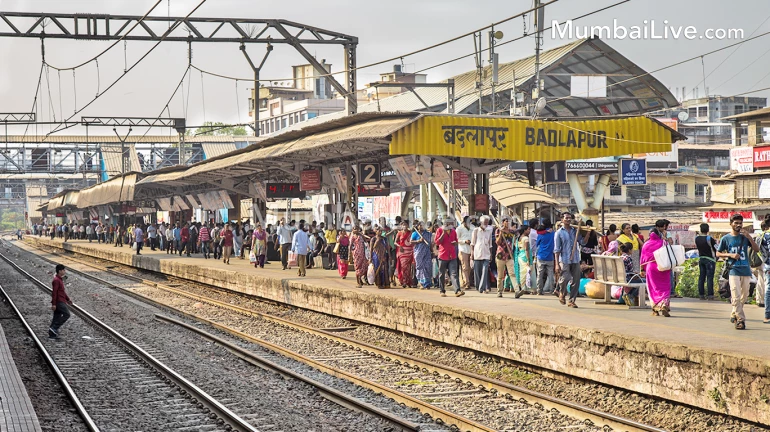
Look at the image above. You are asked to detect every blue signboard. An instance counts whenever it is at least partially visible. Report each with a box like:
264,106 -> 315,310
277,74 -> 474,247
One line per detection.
619,158 -> 647,185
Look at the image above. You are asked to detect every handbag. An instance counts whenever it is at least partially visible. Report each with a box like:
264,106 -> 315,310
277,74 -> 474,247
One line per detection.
333,242 -> 341,254
653,243 -> 684,271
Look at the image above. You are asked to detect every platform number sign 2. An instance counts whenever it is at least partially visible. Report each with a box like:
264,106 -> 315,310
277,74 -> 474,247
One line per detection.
358,162 -> 381,185
543,161 -> 567,184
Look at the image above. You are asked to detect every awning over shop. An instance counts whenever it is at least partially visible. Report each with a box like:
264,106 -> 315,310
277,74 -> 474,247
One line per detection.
390,114 -> 682,162
489,176 -> 559,207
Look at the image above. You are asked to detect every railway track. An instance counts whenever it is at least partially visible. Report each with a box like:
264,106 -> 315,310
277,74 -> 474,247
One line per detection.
12,239 -> 666,432
0,247 -> 260,432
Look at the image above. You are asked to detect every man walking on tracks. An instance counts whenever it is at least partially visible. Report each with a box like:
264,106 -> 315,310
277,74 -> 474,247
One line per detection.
49,264 -> 72,339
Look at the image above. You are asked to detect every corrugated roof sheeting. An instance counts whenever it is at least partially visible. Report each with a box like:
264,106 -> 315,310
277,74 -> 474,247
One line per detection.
100,144 -> 142,177
2,135 -> 260,144
391,115 -> 675,162
76,174 -> 136,208
201,143 -> 237,159
358,38 -> 676,117
489,177 -> 560,207
138,116 -> 417,186
355,40 -> 585,114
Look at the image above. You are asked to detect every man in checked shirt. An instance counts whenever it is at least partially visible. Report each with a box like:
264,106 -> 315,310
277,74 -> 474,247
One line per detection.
49,264 -> 73,339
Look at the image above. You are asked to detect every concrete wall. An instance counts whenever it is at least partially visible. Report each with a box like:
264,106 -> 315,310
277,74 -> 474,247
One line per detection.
27,236 -> 770,425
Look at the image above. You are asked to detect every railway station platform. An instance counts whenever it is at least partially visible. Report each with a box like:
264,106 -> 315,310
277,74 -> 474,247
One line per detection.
0,324 -> 43,432
22,236 -> 770,425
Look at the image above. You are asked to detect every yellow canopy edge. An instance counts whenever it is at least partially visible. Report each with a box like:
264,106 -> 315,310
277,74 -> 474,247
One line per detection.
390,115 -> 673,162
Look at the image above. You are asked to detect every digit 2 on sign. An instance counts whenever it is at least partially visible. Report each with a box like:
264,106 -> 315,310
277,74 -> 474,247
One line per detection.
358,162 -> 381,185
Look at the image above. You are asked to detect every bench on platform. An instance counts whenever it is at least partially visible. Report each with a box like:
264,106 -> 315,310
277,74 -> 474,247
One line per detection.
591,254 -> 649,309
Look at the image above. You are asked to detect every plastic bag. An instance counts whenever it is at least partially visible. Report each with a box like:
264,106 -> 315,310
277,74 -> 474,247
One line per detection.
249,251 -> 257,263
432,259 -> 439,278
611,285 -> 623,300
131,241 -> 137,251
288,251 -> 298,267
367,263 -> 375,285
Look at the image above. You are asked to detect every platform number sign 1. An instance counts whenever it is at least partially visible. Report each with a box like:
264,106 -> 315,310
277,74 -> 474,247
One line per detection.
358,162 -> 381,185
543,161 -> 567,184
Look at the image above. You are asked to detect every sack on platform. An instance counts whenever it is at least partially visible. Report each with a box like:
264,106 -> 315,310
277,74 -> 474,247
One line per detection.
249,251 -> 257,263
288,251 -> 298,267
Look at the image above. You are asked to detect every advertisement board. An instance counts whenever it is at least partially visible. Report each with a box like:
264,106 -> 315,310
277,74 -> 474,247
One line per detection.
753,145 -> 770,169
730,147 -> 754,172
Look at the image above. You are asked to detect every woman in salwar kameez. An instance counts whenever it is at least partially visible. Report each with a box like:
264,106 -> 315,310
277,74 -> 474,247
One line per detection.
370,228 -> 390,289
337,230 -> 350,279
395,222 -> 415,287
411,221 -> 433,289
251,224 -> 267,268
350,227 -> 368,288
515,226 -> 532,292
640,227 -> 671,317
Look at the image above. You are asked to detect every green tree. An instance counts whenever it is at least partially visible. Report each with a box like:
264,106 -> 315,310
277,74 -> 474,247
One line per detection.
194,121 -> 247,136
0,208 -> 24,231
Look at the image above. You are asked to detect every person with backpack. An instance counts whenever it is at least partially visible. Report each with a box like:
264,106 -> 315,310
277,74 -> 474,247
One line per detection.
695,223 -> 718,300
716,213 -> 759,330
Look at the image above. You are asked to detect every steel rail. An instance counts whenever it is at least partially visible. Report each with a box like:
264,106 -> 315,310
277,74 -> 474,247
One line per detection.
0,246 -> 259,432
17,239 -> 666,432
154,314 -> 421,432
0,283 -> 101,432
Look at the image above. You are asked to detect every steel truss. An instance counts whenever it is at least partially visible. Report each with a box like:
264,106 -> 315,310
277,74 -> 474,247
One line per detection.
0,12 -> 358,114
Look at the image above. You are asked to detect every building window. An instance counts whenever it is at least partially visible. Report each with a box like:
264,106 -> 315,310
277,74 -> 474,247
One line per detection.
688,107 -> 697,118
675,183 -> 688,197
698,106 -> 708,117
695,183 -> 707,198
749,105 -> 759,112
735,104 -> 744,115
609,184 -> 622,196
301,113 -> 307,121
650,183 -> 667,196
281,118 -> 287,129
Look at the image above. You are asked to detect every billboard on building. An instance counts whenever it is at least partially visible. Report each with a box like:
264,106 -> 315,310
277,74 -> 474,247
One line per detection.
730,147 -> 754,172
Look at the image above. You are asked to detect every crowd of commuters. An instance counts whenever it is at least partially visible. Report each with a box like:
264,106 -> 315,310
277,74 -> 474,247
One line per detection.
31,210 -> 770,329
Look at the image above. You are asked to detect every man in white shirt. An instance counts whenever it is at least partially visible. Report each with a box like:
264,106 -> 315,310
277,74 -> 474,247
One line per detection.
456,216 -> 474,290
470,215 -> 494,293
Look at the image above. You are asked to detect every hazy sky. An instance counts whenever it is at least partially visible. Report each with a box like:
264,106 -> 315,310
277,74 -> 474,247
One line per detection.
1,0 -> 768,135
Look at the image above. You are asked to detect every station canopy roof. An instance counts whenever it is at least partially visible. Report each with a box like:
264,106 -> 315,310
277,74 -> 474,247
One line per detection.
352,37 -> 678,117
489,175 -> 559,207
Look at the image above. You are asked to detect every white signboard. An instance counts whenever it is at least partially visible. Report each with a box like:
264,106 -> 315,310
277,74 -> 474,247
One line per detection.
328,166 -> 348,193
389,156 -> 450,188
760,179 -> 770,199
730,147 -> 754,173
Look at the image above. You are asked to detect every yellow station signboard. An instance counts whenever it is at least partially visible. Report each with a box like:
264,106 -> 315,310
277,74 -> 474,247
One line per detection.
390,115 -> 675,162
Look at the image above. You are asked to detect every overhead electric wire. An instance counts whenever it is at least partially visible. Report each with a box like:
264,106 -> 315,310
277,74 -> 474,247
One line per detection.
45,0 -> 164,72
44,0 -> 208,138
190,0 -> 632,123
687,14 -> 770,99
191,0 -> 563,83
135,65 -> 192,143
22,62 -> 45,138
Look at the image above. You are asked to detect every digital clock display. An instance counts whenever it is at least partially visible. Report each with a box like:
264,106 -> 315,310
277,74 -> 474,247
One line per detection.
266,183 -> 306,199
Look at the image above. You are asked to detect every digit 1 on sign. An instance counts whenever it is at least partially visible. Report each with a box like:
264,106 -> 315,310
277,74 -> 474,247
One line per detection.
543,161 -> 566,183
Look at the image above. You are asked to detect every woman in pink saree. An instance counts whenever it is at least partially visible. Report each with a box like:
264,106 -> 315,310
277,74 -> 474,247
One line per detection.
640,223 -> 671,317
